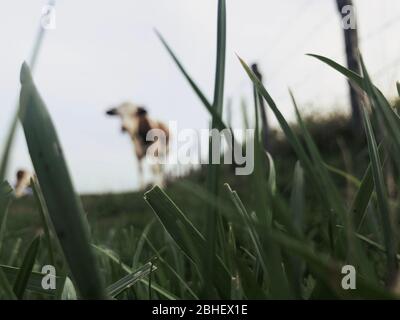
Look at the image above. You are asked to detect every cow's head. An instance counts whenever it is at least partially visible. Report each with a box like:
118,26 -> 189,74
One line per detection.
106,102 -> 147,135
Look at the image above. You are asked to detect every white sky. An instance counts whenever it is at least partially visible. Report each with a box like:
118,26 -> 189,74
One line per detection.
0,0 -> 400,193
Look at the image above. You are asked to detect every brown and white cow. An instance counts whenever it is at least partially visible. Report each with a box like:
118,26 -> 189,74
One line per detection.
106,102 -> 169,189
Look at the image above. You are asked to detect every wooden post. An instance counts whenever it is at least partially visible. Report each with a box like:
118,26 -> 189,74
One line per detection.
251,63 -> 270,151
336,0 -> 362,132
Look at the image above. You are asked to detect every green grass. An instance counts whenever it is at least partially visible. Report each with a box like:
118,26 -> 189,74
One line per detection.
1,0 -> 400,299
2,109 -> 398,299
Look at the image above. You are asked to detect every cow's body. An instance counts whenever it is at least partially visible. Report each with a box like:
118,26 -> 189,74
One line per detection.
106,102 -> 169,189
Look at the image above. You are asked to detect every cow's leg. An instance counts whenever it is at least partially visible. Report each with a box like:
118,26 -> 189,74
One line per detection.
153,140 -> 168,188
150,162 -> 165,188
133,138 -> 146,190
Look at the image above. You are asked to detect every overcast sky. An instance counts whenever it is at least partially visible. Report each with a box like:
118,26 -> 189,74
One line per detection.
1,0 -> 400,193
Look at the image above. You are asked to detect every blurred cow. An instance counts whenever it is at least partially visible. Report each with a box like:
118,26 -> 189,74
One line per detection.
15,169 -> 33,198
106,102 -> 169,189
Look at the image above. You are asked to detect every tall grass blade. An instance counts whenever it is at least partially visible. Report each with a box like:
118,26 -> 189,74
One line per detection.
224,184 -> 291,298
237,57 -> 320,205
239,57 -> 341,252
350,231 -> 400,261
204,0 -> 227,298
13,235 -> 40,299
325,164 -> 361,187
291,90 -> 377,280
351,163 -> 374,231
0,181 -> 13,256
235,256 -> 267,299
1,264 -> 62,297
144,186 -> 231,298
61,277 -> 77,300
155,30 -> 226,132
285,162 -> 305,298
359,57 -> 398,282
144,237 -> 199,299
7,238 -> 22,266
93,243 -> 180,300
31,177 -> 56,267
251,82 -> 271,225
290,161 -> 304,235
290,91 -> 348,230
18,63 -> 106,299
132,220 -> 155,269
0,0 -> 56,181
308,54 -> 400,155
106,261 -> 157,298
0,268 -> 16,300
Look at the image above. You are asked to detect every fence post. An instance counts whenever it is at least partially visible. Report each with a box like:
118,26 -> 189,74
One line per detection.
336,0 -> 363,133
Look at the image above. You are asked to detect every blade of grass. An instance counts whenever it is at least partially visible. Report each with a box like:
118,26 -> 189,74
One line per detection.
0,268 -> 16,300
132,219 -> 155,269
290,91 -> 349,247
238,57 -> 335,235
0,181 -> 13,256
325,164 -> 361,187
290,90 -> 377,281
353,231 -> 400,261
226,223 -> 241,299
106,261 -> 157,298
251,81 -> 271,225
240,98 -> 250,131
308,54 -> 400,156
224,184 -> 292,298
92,244 -> 132,274
349,144 -> 385,232
144,236 -> 199,299
31,177 -> 55,267
61,277 -> 77,300
286,161 -> 305,298
155,30 -> 225,131
13,235 -> 40,299
351,164 -> 374,231
336,225 -> 400,261
155,28 -> 240,153
235,255 -> 267,299
7,238 -> 22,266
359,57 -> 398,282
0,0 -> 56,181
239,56 -> 345,254
291,161 -> 304,235
203,0 -> 227,298
93,244 -> 178,300
238,57 -> 313,174
144,185 -> 231,298
1,264 -> 62,297
19,63 -> 106,299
